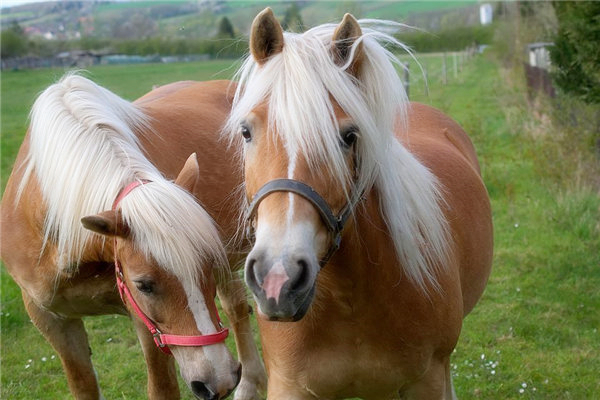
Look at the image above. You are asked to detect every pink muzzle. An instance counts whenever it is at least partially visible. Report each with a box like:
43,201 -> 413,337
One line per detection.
112,180 -> 229,355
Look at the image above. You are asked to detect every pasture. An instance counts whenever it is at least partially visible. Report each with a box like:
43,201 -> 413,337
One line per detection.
1,53 -> 599,399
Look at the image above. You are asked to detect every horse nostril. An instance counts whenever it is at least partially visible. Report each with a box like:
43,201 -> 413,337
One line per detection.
289,258 -> 310,291
245,256 -> 262,289
190,381 -> 218,400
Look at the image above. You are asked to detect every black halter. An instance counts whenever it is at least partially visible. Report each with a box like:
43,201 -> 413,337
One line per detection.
245,178 -> 363,267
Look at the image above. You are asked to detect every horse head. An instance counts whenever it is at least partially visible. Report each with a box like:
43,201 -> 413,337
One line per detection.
81,155 -> 241,399
230,9 -> 371,321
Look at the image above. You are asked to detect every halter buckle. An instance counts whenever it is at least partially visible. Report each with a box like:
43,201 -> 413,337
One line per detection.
333,232 -> 342,250
153,330 -> 166,347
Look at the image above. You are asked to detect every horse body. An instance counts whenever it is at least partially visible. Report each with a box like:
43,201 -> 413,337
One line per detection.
135,81 -> 243,241
227,9 -> 493,399
1,78 -> 266,399
256,102 -> 491,399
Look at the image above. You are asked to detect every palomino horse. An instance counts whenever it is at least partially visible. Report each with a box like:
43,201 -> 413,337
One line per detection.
1,76 -> 266,399
225,9 -> 493,399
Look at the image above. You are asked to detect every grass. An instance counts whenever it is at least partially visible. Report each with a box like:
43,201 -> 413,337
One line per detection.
2,52 -> 599,399
408,54 -> 600,398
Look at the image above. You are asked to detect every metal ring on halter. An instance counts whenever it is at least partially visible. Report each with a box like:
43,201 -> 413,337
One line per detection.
245,178 -> 363,267
153,330 -> 166,347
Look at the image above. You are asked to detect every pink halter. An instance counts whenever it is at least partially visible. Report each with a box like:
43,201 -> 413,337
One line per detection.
112,180 -> 229,355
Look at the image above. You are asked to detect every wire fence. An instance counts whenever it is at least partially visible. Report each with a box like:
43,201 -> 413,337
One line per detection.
400,46 -> 480,99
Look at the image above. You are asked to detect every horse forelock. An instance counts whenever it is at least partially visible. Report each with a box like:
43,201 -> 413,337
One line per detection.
118,182 -> 226,283
21,73 -> 226,283
228,20 -> 451,292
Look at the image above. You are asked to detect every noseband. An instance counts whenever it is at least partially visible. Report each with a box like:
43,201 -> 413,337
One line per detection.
112,180 -> 229,355
245,178 -> 363,267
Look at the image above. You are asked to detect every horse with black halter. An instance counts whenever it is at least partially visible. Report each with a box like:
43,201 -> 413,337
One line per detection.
225,9 -> 493,398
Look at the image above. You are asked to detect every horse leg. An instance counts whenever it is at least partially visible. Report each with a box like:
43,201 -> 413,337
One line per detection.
401,356 -> 454,400
132,317 -> 180,400
217,277 -> 267,400
22,292 -> 104,400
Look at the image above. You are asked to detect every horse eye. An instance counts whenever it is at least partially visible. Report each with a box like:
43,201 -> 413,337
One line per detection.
134,279 -> 155,295
340,126 -> 358,148
240,125 -> 252,142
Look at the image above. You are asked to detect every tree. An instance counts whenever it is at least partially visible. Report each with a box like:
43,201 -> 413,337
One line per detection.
0,21 -> 27,58
217,16 -> 235,38
550,2 -> 600,103
282,3 -> 304,33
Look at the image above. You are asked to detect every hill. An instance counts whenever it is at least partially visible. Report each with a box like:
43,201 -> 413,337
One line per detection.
1,1 -> 480,40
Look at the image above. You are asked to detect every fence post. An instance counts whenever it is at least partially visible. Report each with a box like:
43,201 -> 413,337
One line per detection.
442,52 -> 447,85
453,52 -> 458,79
403,62 -> 410,99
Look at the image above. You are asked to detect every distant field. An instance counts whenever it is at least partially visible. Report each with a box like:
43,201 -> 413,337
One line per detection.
0,59 -> 237,185
2,52 -> 599,399
6,1 -> 480,40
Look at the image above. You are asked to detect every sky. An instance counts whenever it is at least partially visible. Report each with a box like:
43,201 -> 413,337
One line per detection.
0,0 -> 131,9
2,0 -> 46,8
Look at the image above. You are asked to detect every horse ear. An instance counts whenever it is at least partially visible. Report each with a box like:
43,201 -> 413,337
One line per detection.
175,153 -> 200,195
250,7 -> 284,65
332,13 -> 364,76
81,210 -> 129,238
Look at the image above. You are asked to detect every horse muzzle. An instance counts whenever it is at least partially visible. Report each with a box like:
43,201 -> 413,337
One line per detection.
245,249 -> 318,321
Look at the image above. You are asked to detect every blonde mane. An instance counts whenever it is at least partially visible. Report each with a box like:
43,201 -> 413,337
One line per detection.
21,73 -> 226,283
225,20 -> 450,291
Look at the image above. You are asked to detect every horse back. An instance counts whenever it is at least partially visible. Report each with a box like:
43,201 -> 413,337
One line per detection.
133,80 -> 243,241
404,102 -> 493,315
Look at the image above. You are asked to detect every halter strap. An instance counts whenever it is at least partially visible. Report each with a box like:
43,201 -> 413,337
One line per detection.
246,178 -> 363,267
112,180 -> 229,354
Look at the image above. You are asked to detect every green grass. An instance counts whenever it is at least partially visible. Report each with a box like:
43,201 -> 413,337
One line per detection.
409,54 -> 600,398
2,52 -> 599,399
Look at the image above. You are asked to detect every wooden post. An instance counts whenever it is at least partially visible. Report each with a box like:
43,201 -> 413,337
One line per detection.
442,52 -> 447,85
403,62 -> 410,99
453,52 -> 458,79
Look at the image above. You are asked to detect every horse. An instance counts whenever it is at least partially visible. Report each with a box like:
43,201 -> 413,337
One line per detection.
0,75 -> 267,400
224,9 -> 493,399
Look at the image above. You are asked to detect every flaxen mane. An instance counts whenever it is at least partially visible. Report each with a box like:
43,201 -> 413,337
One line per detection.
21,73 -> 226,283
226,20 -> 450,290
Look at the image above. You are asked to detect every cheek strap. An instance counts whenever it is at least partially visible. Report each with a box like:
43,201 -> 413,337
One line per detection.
245,178 -> 362,267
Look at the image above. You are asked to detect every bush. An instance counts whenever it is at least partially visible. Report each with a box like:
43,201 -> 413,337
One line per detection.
110,37 -> 247,58
397,24 -> 494,53
0,22 -> 27,58
550,2 -> 600,104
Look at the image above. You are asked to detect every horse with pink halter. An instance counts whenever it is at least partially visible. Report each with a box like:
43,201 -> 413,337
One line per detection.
224,9 -> 493,398
1,76 -> 266,399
